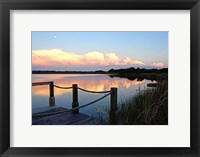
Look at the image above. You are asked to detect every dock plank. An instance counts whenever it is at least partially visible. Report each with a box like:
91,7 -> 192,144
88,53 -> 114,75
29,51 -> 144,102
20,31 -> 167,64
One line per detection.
32,107 -> 103,125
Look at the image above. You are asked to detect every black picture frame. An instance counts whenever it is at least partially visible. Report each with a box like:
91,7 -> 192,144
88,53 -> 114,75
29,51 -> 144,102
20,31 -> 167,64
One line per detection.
0,0 -> 199,156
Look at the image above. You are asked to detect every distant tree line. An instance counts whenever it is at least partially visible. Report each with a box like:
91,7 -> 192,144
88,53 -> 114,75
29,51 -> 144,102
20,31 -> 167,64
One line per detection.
32,70 -> 106,74
32,67 -> 168,74
107,67 -> 168,74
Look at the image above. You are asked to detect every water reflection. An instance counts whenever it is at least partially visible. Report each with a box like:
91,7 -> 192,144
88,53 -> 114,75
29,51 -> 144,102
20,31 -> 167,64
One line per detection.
32,74 -> 145,96
32,74 -> 152,117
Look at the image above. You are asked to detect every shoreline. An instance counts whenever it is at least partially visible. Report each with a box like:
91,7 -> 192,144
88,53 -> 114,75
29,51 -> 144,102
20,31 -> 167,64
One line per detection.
32,68 -> 168,81
32,72 -> 168,81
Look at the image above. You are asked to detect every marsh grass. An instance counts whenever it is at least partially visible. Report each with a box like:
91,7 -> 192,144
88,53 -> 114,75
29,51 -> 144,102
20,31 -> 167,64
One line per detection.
116,80 -> 168,125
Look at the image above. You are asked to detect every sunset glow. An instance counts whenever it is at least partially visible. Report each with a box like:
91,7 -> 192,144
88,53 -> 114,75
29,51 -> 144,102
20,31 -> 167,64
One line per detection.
32,49 -> 146,70
32,32 -> 168,71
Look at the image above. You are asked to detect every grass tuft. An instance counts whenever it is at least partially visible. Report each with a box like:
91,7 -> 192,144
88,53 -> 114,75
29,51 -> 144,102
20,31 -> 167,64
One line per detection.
115,80 -> 168,125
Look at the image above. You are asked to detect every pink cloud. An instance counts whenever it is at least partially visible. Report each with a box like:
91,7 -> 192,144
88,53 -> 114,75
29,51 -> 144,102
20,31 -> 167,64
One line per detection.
152,62 -> 164,68
32,49 -> 145,68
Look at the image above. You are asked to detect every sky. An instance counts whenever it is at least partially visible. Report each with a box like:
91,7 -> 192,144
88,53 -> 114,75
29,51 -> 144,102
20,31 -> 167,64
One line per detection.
32,31 -> 168,71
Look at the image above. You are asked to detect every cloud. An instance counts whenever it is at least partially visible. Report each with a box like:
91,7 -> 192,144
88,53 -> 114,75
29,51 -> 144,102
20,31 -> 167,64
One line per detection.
32,49 -> 145,69
152,62 -> 164,68
122,57 -> 145,66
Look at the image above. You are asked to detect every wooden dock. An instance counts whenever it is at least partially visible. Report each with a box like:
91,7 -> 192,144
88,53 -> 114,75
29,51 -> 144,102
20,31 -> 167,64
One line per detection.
32,106 -> 103,125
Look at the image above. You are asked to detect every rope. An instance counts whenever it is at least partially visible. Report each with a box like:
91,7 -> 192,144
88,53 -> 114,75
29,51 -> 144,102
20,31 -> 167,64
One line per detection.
51,83 -> 112,94
53,85 -> 110,94
70,92 -> 111,110
53,85 -> 72,89
78,87 -> 111,94
33,92 -> 112,118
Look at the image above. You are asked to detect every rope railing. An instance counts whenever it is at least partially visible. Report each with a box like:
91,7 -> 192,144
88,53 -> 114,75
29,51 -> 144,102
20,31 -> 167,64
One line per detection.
33,92 -> 112,118
53,85 -> 72,89
71,92 -> 112,111
53,84 -> 111,93
78,87 -> 111,94
32,81 -> 118,118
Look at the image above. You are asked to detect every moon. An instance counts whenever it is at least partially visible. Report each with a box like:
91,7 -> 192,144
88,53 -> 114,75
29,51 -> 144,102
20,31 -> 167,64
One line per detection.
54,35 -> 57,39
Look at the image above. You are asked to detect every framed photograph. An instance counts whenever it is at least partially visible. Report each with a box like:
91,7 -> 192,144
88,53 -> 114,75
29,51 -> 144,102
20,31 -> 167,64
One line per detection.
0,0 -> 199,156
31,31 -> 168,126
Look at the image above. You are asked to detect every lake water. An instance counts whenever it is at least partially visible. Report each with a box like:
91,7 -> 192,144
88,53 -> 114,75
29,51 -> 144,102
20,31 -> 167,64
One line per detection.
32,74 -> 153,119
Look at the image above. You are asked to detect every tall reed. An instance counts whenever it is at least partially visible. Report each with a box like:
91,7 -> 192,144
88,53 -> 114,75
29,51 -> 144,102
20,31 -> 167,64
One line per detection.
116,80 -> 168,125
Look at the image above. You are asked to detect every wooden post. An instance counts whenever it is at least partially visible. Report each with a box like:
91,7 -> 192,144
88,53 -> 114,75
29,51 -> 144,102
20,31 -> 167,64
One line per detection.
72,84 -> 79,114
110,87 -> 117,124
111,87 -> 117,112
49,82 -> 55,106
